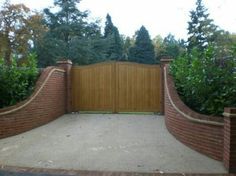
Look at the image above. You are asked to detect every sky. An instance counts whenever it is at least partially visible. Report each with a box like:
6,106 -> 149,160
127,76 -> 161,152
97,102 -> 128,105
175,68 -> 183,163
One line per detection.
3,0 -> 236,39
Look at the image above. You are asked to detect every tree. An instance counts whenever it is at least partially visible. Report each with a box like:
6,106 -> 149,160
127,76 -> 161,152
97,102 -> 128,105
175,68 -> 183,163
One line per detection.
212,30 -> 234,59
162,34 -> 186,59
38,0 -> 102,66
153,35 -> 186,63
26,13 -> 47,51
121,36 -> 135,60
104,14 -> 114,38
187,0 -> 235,61
187,0 -> 218,54
103,14 -> 123,60
128,26 -> 155,64
229,33 -> 236,44
153,35 -> 164,63
0,1 -> 33,64
170,45 -> 236,116
0,54 -> 39,108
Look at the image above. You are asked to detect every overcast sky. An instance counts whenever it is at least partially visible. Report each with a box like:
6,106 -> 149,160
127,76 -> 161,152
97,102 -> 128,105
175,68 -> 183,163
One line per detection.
4,0 -> 236,39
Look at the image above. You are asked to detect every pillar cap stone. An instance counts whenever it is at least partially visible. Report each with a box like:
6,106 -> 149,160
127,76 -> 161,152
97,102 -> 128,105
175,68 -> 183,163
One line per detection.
56,60 -> 72,65
160,58 -> 173,62
223,107 -> 236,118
160,56 -> 173,64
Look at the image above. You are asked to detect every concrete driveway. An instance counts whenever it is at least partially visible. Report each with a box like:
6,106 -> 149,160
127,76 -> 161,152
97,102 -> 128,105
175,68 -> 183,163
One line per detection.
0,114 -> 226,173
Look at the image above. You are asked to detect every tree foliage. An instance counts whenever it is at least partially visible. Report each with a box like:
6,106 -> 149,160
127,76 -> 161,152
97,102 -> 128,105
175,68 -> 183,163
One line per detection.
170,0 -> 236,116
170,46 -> 236,116
187,0 -> 221,54
37,0 -> 103,66
103,14 -> 123,60
0,1 -> 44,64
154,34 -> 186,61
122,36 -> 135,60
0,53 -> 39,108
163,34 -> 185,58
128,26 -> 155,64
152,35 -> 165,63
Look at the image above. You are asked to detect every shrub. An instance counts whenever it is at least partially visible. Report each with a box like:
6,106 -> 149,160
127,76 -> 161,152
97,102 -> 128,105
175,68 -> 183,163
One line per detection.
170,46 -> 236,116
0,53 -> 39,108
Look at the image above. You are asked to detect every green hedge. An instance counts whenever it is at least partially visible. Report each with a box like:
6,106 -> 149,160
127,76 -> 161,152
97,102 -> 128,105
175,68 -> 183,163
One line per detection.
170,46 -> 236,116
0,53 -> 39,108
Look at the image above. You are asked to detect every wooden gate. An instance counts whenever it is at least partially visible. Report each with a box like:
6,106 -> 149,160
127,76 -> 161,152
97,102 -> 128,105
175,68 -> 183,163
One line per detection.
71,62 -> 162,112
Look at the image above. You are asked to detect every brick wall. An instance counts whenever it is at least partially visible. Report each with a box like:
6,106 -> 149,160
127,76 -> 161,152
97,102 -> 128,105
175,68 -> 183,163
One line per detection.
164,66 -> 224,161
0,67 -> 66,139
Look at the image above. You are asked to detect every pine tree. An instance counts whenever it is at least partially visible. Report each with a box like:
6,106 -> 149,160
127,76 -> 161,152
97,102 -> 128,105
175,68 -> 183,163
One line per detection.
104,14 -> 114,38
128,26 -> 155,64
103,14 -> 122,60
187,0 -> 218,54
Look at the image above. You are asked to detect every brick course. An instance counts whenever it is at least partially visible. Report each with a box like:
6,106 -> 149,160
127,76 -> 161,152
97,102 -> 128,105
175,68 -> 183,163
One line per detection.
0,67 -> 66,139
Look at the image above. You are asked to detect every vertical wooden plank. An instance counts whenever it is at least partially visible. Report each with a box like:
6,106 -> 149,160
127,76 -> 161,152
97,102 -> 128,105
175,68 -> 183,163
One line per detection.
158,65 -> 162,111
112,62 -> 116,113
71,67 -> 75,111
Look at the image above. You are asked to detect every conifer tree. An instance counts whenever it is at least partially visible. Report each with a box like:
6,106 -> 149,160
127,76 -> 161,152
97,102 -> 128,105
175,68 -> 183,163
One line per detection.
103,14 -> 122,60
128,26 -> 155,64
162,34 -> 185,59
187,0 -> 218,53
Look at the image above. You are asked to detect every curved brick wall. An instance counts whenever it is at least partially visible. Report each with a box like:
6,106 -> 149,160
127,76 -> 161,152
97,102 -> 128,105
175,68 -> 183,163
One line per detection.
0,67 -> 66,139
164,66 -> 224,160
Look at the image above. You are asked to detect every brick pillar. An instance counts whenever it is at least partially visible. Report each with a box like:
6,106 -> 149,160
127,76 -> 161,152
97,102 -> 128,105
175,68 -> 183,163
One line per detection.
223,107 -> 236,173
57,60 -> 72,113
160,57 -> 173,115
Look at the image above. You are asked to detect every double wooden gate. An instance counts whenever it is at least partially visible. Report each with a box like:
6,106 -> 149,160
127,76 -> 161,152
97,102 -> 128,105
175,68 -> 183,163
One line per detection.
71,62 -> 162,112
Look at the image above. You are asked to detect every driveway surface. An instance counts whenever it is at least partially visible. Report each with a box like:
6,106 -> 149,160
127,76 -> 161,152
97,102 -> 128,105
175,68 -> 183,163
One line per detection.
0,114 -> 226,173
